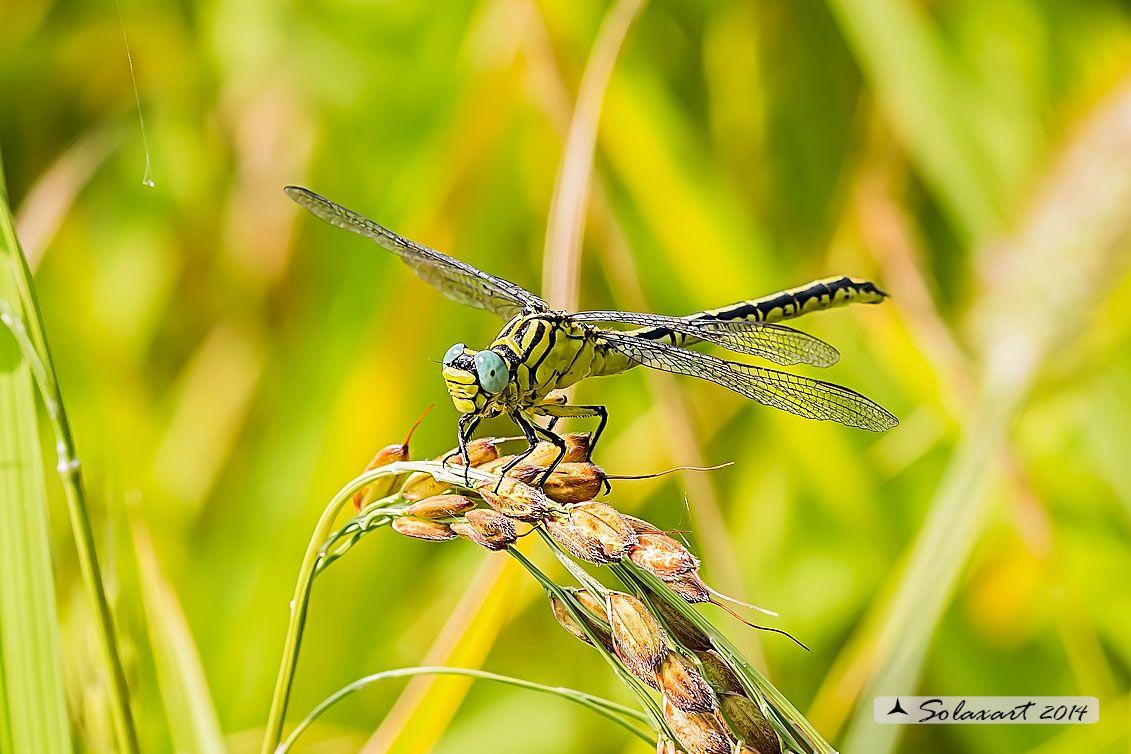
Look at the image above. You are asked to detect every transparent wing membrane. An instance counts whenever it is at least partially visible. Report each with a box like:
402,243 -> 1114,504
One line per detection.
570,310 -> 840,367
598,330 -> 897,432
285,186 -> 545,318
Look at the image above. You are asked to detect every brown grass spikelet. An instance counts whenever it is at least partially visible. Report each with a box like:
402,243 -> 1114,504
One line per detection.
695,650 -> 742,694
450,522 -> 503,551
539,462 -> 606,503
696,650 -> 781,753
656,740 -> 677,754
651,595 -> 712,652
352,443 -> 409,510
549,590 -> 615,651
607,592 -> 668,683
717,695 -> 781,754
391,517 -> 456,541
657,652 -> 715,713
351,405 -> 431,510
664,571 -> 712,603
621,514 -> 661,534
402,438 -> 500,500
523,433 -> 591,466
569,501 -> 638,559
475,477 -> 551,521
543,515 -> 611,563
403,494 -> 476,518
464,508 -> 517,547
629,532 -> 699,578
662,697 -> 732,754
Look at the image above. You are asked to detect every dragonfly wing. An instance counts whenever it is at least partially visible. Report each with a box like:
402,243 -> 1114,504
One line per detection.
571,310 -> 839,367
286,186 -> 546,318
598,330 -> 897,431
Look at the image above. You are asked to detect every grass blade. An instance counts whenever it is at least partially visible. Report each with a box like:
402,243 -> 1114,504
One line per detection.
0,197 -> 72,754
0,144 -> 140,754
131,514 -> 226,754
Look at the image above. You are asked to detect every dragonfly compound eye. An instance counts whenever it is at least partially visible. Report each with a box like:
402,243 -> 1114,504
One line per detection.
443,343 -> 466,367
474,350 -> 508,394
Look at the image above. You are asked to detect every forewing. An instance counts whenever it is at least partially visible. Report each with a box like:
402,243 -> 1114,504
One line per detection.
599,330 -> 897,431
571,310 -> 839,367
286,186 -> 546,318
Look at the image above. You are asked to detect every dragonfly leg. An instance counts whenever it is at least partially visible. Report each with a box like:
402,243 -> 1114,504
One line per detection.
445,414 -> 480,487
532,403 -> 608,462
494,412 -> 542,493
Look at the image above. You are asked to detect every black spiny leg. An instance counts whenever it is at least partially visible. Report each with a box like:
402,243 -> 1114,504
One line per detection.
444,414 -> 480,487
529,420 -> 568,486
581,405 -> 608,461
494,412 -> 542,492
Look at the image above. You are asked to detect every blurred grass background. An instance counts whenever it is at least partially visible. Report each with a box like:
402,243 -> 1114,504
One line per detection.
3,0 -> 1131,752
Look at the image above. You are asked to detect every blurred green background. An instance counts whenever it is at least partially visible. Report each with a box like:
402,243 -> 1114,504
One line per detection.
3,0 -> 1131,752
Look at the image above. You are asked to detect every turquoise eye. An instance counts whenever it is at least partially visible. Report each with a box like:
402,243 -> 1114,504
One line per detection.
474,351 -> 507,393
443,343 -> 465,366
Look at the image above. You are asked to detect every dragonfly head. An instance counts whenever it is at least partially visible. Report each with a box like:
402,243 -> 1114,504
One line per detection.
441,343 -> 510,414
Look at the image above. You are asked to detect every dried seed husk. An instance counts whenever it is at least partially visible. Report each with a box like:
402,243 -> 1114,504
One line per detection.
543,515 -> 611,563
607,592 -> 668,684
572,588 -> 607,623
541,462 -> 605,504
404,494 -> 476,518
717,694 -> 780,754
664,571 -> 712,603
569,501 -> 638,560
695,650 -> 742,694
662,697 -> 731,754
657,652 -> 715,713
353,443 -> 409,511
621,514 -> 661,534
652,596 -> 712,652
402,439 -> 500,500
524,433 -> 591,467
630,532 -> 699,578
476,477 -> 551,521
464,508 -> 517,547
549,591 -> 615,651
656,740 -> 677,754
450,522 -> 507,551
391,517 -> 456,541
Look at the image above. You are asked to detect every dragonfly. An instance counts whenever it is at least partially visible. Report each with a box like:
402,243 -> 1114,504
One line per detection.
286,186 -> 898,484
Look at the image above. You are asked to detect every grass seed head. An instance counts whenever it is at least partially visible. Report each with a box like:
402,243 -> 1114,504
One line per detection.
664,571 -> 712,603
657,652 -> 715,713
352,443 -> 409,511
402,439 -> 500,500
464,508 -> 517,546
569,501 -> 638,560
541,462 -> 605,504
717,695 -> 780,754
607,592 -> 668,683
475,477 -> 551,521
629,532 -> 699,578
656,740 -> 677,754
543,515 -> 612,563
451,522 -> 506,551
404,494 -> 476,518
651,595 -> 713,652
621,514 -> 661,534
391,517 -> 456,542
549,591 -> 615,651
661,697 -> 732,754
695,650 -> 742,694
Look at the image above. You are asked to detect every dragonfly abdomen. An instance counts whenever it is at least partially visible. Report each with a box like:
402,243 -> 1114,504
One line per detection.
633,276 -> 885,348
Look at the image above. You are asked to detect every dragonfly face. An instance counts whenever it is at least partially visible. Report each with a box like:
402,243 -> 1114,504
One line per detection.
441,342 -> 511,415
